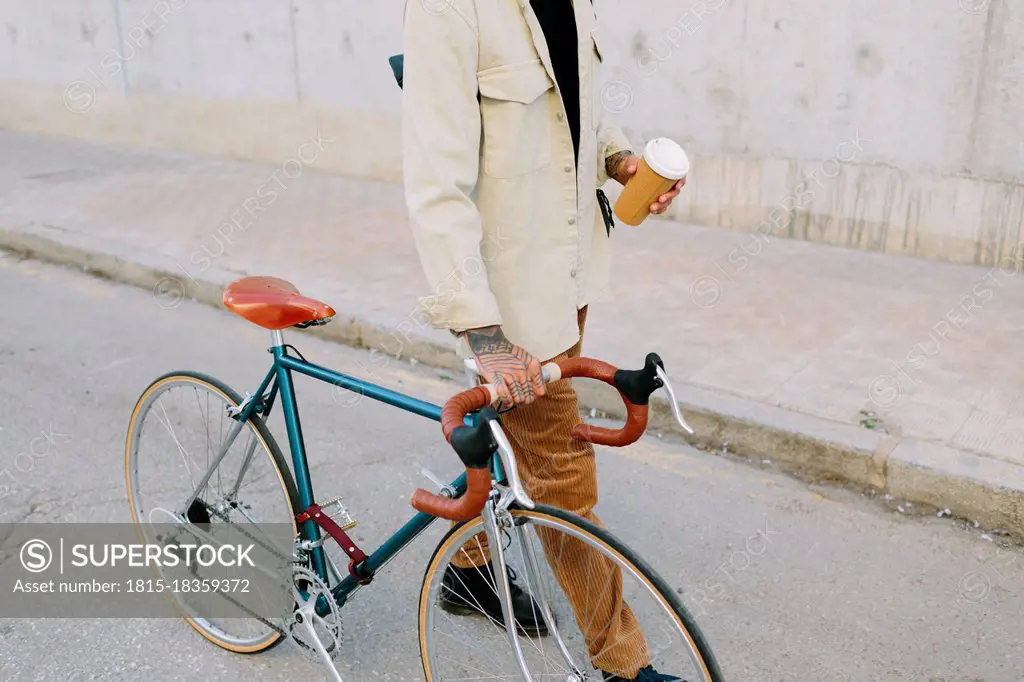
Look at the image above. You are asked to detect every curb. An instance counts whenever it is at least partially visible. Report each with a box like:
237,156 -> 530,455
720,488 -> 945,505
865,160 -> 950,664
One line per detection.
3,222 -> 1023,536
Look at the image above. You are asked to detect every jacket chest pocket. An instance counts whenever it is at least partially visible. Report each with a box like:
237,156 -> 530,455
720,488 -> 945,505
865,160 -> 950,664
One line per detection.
478,61 -> 554,179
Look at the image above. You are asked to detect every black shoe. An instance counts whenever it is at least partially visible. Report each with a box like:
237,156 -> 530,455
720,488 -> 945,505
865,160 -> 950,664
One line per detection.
602,665 -> 685,682
439,562 -> 550,636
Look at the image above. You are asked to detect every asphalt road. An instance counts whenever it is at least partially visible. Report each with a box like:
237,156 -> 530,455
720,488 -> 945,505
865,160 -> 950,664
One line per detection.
0,254 -> 1021,682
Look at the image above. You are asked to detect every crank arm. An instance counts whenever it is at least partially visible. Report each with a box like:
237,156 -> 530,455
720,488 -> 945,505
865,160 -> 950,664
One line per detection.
296,605 -> 344,682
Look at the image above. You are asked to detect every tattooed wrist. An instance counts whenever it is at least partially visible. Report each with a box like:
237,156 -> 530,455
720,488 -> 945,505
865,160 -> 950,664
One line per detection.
605,150 -> 633,183
464,325 -> 514,355
462,325 -> 541,406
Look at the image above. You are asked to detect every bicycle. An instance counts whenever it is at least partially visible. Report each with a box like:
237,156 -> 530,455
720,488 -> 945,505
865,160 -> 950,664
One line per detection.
124,275 -> 724,682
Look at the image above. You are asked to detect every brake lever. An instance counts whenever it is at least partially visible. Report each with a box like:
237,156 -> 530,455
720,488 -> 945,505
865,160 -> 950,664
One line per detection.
488,420 -> 536,510
655,365 -> 695,435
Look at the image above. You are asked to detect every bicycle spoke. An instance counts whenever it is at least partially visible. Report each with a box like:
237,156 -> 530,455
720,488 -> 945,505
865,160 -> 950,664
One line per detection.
515,542 -> 549,668
446,551 -> 508,634
154,398 -> 197,493
447,543 -> 569,675
580,560 -> 619,640
434,614 -> 507,672
434,652 -> 518,680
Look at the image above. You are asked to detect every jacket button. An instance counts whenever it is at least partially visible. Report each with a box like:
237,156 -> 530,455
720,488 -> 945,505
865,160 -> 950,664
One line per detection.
570,269 -> 577,278
564,165 -> 572,173
568,217 -> 576,225
557,112 -> 565,121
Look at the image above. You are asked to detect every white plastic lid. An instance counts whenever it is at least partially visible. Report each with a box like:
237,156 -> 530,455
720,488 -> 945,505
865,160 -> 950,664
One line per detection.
643,138 -> 689,180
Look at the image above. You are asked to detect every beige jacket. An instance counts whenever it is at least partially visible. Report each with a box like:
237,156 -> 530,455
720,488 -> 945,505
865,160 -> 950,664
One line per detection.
402,0 -> 632,361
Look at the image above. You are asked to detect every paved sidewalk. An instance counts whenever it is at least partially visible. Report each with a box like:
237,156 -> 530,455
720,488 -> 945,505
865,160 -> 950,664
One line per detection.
2,131 -> 1023,529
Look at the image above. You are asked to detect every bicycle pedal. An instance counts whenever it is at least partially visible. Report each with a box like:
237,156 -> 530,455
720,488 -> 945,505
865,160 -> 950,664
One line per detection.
319,495 -> 357,531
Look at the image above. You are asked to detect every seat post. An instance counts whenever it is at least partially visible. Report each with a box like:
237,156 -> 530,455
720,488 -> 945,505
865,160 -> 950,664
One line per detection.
271,329 -> 285,348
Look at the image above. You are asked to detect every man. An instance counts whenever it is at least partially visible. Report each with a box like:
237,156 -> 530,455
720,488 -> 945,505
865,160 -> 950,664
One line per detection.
402,1 -> 685,680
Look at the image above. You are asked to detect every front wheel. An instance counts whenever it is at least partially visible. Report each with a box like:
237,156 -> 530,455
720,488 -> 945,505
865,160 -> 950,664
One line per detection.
418,504 -> 723,682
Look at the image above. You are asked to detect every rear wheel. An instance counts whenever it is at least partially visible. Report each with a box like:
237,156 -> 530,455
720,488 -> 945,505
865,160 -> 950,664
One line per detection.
418,504 -> 723,681
125,371 -> 299,653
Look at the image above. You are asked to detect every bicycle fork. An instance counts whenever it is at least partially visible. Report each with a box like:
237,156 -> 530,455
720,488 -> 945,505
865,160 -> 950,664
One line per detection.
481,497 -> 587,682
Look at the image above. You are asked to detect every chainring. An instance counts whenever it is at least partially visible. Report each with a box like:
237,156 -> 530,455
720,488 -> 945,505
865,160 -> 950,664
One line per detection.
287,565 -> 342,659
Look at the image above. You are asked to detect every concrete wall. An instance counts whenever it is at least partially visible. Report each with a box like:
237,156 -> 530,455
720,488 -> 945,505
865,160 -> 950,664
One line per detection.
0,0 -> 406,179
1,0 -> 1021,266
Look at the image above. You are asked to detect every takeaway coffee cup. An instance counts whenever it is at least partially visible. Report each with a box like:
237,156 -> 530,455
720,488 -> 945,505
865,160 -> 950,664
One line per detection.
613,138 -> 690,226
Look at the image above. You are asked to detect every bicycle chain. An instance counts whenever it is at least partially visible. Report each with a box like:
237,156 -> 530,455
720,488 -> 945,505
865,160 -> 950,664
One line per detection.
184,582 -> 289,638
199,501 -> 295,563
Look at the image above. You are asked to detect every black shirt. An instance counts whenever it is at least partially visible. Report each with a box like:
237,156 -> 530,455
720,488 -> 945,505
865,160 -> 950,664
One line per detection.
530,0 -> 580,166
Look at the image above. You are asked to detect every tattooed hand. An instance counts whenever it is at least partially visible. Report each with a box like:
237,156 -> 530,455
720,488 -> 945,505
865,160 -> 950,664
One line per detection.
463,325 -> 546,408
607,150 -> 687,216
606,150 -> 637,186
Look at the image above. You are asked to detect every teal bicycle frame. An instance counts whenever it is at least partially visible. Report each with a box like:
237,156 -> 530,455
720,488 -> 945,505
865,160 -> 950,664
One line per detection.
232,332 -> 495,607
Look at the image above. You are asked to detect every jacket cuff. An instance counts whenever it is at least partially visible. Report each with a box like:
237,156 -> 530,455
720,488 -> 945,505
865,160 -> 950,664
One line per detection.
419,292 -> 503,333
